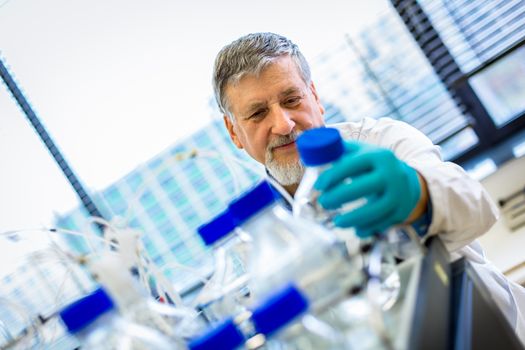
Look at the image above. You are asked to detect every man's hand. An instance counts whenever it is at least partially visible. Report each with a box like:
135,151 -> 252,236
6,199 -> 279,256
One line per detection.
314,141 -> 425,238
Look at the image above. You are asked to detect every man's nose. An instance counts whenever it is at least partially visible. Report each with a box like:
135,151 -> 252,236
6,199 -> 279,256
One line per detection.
270,105 -> 295,135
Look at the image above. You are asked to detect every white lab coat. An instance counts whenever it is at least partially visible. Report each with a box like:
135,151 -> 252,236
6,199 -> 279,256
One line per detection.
273,117 -> 525,344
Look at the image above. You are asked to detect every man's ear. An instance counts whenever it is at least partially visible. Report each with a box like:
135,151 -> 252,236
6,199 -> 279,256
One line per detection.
223,115 -> 244,149
309,81 -> 325,116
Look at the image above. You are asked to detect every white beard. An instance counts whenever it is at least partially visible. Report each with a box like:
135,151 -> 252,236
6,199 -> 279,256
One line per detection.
265,131 -> 305,186
267,158 -> 305,186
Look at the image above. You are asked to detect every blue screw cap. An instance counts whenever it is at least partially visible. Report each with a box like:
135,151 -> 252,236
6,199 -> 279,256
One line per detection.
251,283 -> 309,336
197,210 -> 236,246
229,181 -> 276,225
188,318 -> 245,350
296,127 -> 344,166
59,287 -> 114,334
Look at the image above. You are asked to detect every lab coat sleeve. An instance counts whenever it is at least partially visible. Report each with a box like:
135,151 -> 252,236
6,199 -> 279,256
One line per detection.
339,118 -> 500,252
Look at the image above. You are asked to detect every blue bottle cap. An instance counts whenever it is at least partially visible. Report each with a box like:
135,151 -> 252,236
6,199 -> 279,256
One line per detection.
59,287 -> 114,334
251,283 -> 309,336
228,181 -> 276,225
296,127 -> 344,166
197,210 -> 236,246
188,318 -> 245,350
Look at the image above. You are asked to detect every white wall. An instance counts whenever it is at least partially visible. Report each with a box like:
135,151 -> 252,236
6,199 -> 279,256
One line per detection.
478,156 -> 525,284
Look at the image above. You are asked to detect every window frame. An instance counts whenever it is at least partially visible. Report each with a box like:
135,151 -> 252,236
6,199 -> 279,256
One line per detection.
391,0 -> 525,165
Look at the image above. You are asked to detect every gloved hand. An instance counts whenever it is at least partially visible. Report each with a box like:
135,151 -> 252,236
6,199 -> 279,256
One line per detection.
314,141 -> 422,238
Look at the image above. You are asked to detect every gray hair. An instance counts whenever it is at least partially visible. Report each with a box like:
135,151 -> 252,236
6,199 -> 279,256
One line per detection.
212,32 -> 312,118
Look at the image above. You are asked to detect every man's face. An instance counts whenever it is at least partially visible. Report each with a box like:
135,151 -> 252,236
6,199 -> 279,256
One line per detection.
223,56 -> 325,185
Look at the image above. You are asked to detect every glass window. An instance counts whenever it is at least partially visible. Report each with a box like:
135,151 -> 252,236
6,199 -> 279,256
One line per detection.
102,186 -> 127,214
147,204 -> 168,226
310,12 -> 473,159
157,169 -> 171,184
143,238 -> 159,257
210,159 -> 230,179
440,127 -> 479,161
172,243 -> 194,265
169,191 -> 189,208
190,173 -> 210,193
129,218 -> 143,231
162,229 -> 181,246
126,173 -> 143,192
469,46 -> 525,127
139,191 -> 156,210
152,255 -> 165,267
465,158 -> 498,181
158,172 -> 180,194
194,131 -> 213,148
202,192 -> 219,209
183,162 -> 203,180
419,0 -> 525,74
147,157 -> 164,171
179,205 -> 201,229
399,0 -> 525,159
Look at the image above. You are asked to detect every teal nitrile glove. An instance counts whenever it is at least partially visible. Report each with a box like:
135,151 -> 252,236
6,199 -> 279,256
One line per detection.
314,141 -> 422,238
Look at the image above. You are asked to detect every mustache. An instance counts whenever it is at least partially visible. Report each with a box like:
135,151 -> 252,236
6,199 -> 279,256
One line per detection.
267,131 -> 300,151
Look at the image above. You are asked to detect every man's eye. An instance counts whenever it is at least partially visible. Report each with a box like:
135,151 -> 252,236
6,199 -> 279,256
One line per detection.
284,97 -> 301,107
249,110 -> 266,119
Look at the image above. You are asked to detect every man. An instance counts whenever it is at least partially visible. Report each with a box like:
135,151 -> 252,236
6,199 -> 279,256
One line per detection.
212,32 -> 524,343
